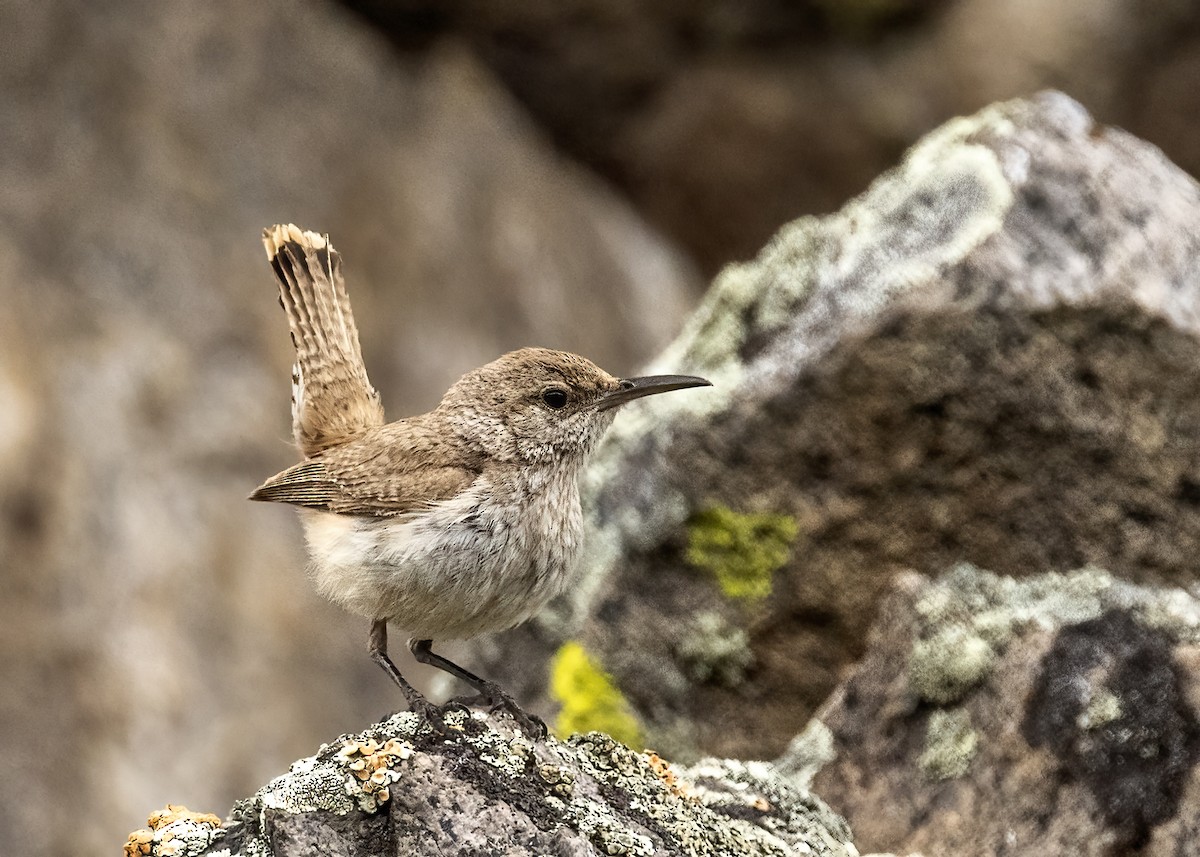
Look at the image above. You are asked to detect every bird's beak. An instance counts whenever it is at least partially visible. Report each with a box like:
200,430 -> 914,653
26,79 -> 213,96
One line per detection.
595,374 -> 712,411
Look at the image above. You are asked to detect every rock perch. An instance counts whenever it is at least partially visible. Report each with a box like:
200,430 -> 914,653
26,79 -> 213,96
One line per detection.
126,711 -> 856,857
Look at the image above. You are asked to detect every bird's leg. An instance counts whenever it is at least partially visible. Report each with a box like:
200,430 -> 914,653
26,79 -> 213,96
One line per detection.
409,638 -> 546,738
369,620 -> 446,732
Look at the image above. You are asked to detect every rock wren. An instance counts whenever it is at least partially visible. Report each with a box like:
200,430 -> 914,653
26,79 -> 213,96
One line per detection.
251,225 -> 709,735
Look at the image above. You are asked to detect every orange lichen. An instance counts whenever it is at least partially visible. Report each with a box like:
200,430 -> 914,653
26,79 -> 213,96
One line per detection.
123,829 -> 153,857
146,805 -> 222,830
336,736 -> 413,810
644,751 -> 693,800
124,805 -> 221,857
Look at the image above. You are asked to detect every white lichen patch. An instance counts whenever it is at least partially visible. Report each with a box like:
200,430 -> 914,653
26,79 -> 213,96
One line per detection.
258,754 -> 354,816
255,715 -> 427,819
463,711 -> 538,779
915,563 -> 1200,655
125,805 -> 224,857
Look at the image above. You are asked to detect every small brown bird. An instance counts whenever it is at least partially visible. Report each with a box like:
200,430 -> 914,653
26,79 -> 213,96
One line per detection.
251,225 -> 709,735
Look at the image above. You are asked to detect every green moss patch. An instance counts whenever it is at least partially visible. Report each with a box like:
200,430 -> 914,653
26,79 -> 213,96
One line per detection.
550,641 -> 642,748
686,506 -> 798,602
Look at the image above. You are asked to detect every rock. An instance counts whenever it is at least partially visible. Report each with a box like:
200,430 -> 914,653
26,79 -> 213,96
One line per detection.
338,0 -> 1200,273
470,91 -> 1200,763
803,564 -> 1200,855
0,1 -> 696,852
126,711 -> 856,857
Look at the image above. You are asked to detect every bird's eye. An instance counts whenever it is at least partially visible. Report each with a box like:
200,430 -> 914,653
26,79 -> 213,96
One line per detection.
542,388 -> 569,409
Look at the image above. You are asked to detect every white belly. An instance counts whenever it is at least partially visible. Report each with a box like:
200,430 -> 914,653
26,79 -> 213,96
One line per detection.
297,476 -> 582,640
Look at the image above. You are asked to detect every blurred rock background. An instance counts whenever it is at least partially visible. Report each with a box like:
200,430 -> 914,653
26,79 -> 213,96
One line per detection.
3,0 -> 1200,854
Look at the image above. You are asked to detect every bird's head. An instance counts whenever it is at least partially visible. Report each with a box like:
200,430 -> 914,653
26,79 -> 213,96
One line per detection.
440,347 -> 710,465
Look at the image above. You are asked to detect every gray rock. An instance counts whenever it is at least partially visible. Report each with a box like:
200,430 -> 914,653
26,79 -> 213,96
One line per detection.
472,91 -> 1200,763
805,564 -> 1200,856
124,712 -> 856,857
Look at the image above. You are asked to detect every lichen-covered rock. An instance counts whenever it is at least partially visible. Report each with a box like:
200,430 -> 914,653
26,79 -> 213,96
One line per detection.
472,91 -> 1200,764
135,711 -> 856,857
804,564 -> 1200,856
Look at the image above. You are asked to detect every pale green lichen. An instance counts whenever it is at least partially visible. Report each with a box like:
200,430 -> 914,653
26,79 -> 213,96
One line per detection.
675,610 -> 754,686
906,563 -> 1200,782
686,506 -> 798,602
908,625 -> 996,705
1077,687 -> 1123,730
551,641 -> 643,748
919,708 -> 978,781
908,563 -> 1134,705
912,562 -> 1200,661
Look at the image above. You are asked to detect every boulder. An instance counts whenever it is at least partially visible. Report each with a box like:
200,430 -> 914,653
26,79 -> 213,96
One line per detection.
125,712 -> 856,857
800,564 -> 1200,855
471,91 -> 1200,764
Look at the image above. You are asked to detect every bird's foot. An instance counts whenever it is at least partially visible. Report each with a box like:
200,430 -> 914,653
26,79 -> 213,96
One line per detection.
407,696 -> 451,735
454,682 -> 546,739
438,699 -> 474,720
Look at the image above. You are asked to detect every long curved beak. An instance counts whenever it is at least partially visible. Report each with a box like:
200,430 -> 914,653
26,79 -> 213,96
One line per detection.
595,374 -> 712,411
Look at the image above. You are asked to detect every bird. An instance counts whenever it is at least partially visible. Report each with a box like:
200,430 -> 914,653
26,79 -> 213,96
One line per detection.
250,224 -> 710,736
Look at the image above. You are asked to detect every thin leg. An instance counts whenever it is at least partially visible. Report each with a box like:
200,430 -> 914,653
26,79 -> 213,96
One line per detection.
369,620 -> 445,731
409,639 -> 546,738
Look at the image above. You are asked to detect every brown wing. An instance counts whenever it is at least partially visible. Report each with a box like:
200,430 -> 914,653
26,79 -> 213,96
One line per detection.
249,417 -> 483,516
263,224 -> 385,457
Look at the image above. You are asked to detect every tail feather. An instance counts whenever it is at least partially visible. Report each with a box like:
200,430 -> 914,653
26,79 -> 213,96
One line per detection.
262,224 -> 384,456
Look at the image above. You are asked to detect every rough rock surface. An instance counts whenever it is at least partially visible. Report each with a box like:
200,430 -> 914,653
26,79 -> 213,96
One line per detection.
0,1 -> 695,853
470,92 -> 1200,763
798,564 -> 1200,855
126,711 -> 856,857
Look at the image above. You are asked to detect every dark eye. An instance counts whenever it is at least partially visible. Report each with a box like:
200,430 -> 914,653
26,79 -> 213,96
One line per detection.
542,388 -> 568,409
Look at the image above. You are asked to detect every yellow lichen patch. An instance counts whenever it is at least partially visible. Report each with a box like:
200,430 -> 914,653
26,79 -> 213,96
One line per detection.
550,641 -> 643,748
686,506 -> 798,602
335,736 -> 413,811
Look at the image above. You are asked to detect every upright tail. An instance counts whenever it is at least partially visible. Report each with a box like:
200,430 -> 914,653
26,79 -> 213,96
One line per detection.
262,224 -> 384,457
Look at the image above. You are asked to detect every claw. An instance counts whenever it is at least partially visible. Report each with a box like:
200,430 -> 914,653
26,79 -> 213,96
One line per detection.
440,699 -> 473,719
480,682 -> 547,739
409,697 -> 450,735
